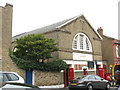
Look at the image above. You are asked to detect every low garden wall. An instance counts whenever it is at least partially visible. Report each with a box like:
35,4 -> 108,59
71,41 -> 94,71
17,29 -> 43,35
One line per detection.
34,70 -> 64,86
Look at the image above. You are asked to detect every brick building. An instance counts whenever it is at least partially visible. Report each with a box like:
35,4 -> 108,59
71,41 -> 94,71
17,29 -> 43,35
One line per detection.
1,4 -> 104,85
12,14 -> 104,85
97,27 -> 120,69
0,3 -> 13,71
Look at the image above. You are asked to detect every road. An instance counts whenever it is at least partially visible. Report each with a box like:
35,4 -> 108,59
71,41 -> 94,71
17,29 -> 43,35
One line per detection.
41,87 -> 119,90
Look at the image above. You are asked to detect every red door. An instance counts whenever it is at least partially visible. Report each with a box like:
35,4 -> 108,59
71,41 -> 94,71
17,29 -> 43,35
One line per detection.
68,68 -> 74,81
98,68 -> 106,79
64,68 -> 74,87
98,68 -> 104,78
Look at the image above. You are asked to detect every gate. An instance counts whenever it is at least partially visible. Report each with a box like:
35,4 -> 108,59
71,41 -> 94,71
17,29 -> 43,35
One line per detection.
25,70 -> 33,85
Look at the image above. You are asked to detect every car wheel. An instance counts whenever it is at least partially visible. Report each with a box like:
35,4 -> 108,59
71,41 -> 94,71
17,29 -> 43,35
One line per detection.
105,83 -> 110,90
87,85 -> 93,90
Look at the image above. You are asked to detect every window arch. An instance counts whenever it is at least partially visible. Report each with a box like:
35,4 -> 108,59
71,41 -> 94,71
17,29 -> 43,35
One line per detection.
72,33 -> 92,52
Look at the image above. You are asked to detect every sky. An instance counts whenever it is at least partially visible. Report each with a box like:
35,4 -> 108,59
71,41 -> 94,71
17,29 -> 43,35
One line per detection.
0,0 -> 119,39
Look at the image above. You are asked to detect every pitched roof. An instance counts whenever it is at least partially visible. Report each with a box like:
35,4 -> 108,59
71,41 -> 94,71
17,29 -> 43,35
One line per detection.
12,14 -> 102,41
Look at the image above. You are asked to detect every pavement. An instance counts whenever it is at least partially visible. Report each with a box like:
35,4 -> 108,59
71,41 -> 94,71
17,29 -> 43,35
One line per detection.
39,84 -> 119,90
39,84 -> 64,88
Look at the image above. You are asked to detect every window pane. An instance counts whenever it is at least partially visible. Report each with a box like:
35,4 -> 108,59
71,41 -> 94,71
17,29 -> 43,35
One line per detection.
88,62 -> 94,68
86,38 -> 90,50
73,40 -> 77,49
73,35 -> 78,49
3,74 -> 9,82
79,34 -> 84,49
0,74 -> 3,82
95,76 -> 101,80
88,76 -> 95,80
8,73 -> 19,81
116,45 -> 120,58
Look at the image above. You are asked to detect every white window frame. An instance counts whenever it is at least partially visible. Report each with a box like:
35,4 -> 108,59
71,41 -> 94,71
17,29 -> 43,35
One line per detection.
72,33 -> 92,52
116,45 -> 120,58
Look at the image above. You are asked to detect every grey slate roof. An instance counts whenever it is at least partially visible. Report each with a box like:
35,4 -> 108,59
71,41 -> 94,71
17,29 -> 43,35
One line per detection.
12,16 -> 77,42
12,14 -> 102,42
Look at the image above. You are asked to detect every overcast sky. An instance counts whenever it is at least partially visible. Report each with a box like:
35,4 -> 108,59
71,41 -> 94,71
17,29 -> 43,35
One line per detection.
0,0 -> 119,39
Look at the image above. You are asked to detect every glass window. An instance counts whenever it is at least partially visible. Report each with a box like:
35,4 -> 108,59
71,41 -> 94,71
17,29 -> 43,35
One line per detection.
79,34 -> 84,49
88,76 -> 95,80
7,73 -> 19,81
95,75 -> 101,80
0,74 -> 3,82
86,38 -> 89,50
3,74 -> 9,82
72,33 -> 92,52
88,61 -> 94,68
73,35 -> 78,49
116,45 -> 120,58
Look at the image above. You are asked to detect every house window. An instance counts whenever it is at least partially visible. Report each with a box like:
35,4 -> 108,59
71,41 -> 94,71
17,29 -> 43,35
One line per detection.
72,33 -> 92,52
116,45 -> 120,58
88,61 -> 94,69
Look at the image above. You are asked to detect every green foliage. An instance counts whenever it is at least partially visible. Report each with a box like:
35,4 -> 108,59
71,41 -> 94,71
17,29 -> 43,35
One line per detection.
9,34 -> 67,71
14,34 -> 59,63
9,48 -> 67,71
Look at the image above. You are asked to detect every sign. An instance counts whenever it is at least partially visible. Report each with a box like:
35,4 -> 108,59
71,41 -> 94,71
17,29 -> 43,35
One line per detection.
73,52 -> 93,61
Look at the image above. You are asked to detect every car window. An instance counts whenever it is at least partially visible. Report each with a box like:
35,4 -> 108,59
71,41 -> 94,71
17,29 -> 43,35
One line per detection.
7,73 -> 19,81
88,76 -> 95,80
95,75 -> 102,80
75,75 -> 86,80
0,73 -> 3,82
3,74 -> 9,82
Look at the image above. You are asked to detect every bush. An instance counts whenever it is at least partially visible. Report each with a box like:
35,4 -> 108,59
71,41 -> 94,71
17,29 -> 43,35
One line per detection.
9,48 -> 67,71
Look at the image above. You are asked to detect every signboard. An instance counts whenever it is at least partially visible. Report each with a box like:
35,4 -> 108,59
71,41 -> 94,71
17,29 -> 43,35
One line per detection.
73,52 -> 93,61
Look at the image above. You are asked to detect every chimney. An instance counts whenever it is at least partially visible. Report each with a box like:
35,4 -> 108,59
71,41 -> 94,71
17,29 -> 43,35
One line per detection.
97,27 -> 103,35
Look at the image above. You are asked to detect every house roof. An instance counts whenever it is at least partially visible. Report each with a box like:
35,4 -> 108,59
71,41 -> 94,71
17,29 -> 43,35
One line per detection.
12,14 -> 102,41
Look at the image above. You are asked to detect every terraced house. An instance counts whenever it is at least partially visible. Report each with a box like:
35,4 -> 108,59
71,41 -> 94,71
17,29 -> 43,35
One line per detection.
1,3 -> 105,86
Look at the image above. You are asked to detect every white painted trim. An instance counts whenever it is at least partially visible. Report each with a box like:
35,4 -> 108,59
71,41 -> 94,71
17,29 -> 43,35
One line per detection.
56,14 -> 102,40
74,69 -> 96,72
32,70 -> 35,85
97,61 -> 103,68
64,60 -> 88,65
64,60 -> 104,72
72,33 -> 92,52
56,14 -> 82,28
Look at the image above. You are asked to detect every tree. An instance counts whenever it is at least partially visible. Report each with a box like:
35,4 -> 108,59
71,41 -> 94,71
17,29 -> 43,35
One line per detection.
14,34 -> 59,63
9,34 -> 67,71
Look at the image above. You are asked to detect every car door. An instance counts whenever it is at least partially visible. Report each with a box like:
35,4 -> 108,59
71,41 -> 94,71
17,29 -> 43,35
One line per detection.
95,75 -> 106,89
88,75 -> 98,88
3,73 -> 9,82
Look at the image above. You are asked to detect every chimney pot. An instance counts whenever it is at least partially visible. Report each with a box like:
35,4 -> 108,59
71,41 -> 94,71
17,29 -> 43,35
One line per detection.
97,27 -> 103,35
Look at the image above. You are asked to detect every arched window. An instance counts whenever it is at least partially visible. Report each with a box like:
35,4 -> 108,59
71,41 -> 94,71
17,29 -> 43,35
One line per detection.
72,33 -> 92,52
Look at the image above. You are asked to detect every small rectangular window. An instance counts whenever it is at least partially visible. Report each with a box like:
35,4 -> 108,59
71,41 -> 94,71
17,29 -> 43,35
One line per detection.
88,61 -> 94,68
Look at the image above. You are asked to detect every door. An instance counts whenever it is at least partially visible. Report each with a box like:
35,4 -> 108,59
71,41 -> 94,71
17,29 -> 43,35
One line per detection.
88,75 -> 99,88
68,68 -> 74,81
25,70 -> 33,85
95,75 -> 106,89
